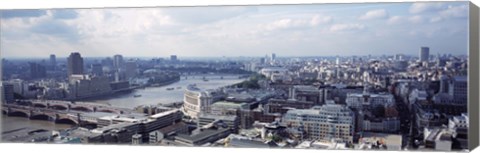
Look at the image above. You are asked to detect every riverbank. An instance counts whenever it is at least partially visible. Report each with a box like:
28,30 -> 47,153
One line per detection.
2,74 -> 246,133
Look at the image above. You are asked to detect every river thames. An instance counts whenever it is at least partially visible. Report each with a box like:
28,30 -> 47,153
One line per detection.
1,74 -> 245,132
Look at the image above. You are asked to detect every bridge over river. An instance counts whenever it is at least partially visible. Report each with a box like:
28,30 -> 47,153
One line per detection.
2,100 -> 136,125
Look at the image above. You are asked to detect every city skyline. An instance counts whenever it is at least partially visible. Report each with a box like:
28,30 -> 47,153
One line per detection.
0,2 -> 469,58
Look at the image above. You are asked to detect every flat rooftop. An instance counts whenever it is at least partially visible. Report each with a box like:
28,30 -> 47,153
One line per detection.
175,128 -> 230,143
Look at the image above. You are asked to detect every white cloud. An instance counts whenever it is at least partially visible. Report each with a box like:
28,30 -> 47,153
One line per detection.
265,14 -> 332,31
387,16 -> 404,25
408,15 -> 424,24
310,15 -> 333,26
409,2 -> 446,14
359,9 -> 388,20
430,16 -> 443,23
0,3 -> 469,57
439,4 -> 468,18
329,23 -> 365,32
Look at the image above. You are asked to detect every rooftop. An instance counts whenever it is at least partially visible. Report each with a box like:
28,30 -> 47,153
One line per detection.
211,101 -> 249,109
91,122 -> 138,134
149,109 -> 180,119
175,128 -> 231,143
199,114 -> 238,121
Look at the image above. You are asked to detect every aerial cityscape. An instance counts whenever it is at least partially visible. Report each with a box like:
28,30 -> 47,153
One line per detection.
0,2 -> 470,152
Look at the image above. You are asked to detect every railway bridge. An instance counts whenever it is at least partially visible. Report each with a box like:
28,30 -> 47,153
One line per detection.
2,100 -> 134,125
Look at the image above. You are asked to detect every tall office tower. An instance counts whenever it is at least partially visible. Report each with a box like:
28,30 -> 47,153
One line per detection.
91,63 -> 103,76
336,56 -> 340,65
125,60 -> 138,79
49,54 -> 56,71
419,47 -> 430,62
259,57 -> 266,64
170,55 -> 178,61
113,54 -> 124,71
449,76 -> 468,104
270,53 -> 276,62
101,57 -> 114,68
29,62 -> 47,79
67,52 -> 84,76
2,83 -> 14,104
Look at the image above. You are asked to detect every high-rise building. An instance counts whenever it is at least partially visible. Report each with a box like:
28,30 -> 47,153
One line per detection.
67,52 -> 84,76
101,57 -> 114,68
2,83 -> 14,104
170,55 -> 178,61
449,76 -> 467,104
49,54 -> 56,71
420,47 -> 430,62
91,63 -> 103,76
125,60 -> 138,79
259,57 -> 266,65
113,54 -> 124,71
29,62 -> 47,79
283,103 -> 355,143
67,75 -> 112,99
270,53 -> 276,62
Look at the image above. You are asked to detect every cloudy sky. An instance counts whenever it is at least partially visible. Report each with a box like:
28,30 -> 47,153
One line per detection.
0,2 -> 469,58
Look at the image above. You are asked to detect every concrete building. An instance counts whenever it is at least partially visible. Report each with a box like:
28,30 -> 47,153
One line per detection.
283,104 -> 355,143
125,60 -> 138,79
49,54 -> 56,71
29,62 -> 47,79
198,114 -> 240,133
358,132 -> 402,150
113,54 -> 124,71
345,92 -> 394,109
424,127 -> 453,151
289,85 -> 323,105
449,76 -> 467,104
413,103 -> 448,135
448,113 -> 468,130
265,99 -> 315,115
361,117 -> 400,133
2,83 -> 14,103
419,47 -> 430,62
260,67 -> 288,79
448,113 -> 468,149
209,101 -> 249,116
170,55 -> 178,62
174,128 -> 231,146
91,63 -> 103,76
67,75 -> 112,99
67,52 -> 84,76
132,134 -> 142,144
149,122 -> 189,144
182,85 -> 213,119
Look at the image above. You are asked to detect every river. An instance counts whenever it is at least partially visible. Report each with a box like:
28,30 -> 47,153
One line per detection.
1,74 -> 246,132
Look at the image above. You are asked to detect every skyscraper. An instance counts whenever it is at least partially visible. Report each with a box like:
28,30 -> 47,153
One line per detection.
91,63 -> 103,76
419,47 -> 430,62
49,54 -> 56,71
113,54 -> 124,71
270,53 -> 276,62
2,83 -> 14,104
170,55 -> 178,61
29,62 -> 47,79
125,60 -> 137,79
67,52 -> 84,76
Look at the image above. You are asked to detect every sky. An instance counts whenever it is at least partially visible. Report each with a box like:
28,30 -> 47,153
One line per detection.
0,2 -> 469,58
